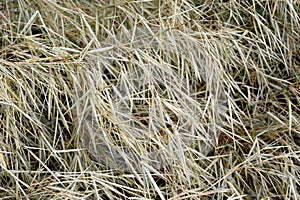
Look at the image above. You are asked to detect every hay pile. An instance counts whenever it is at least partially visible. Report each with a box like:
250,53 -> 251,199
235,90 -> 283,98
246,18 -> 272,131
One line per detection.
0,0 -> 299,199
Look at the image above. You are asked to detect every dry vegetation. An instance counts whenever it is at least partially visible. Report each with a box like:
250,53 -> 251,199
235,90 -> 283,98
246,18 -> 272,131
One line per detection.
0,0 -> 300,199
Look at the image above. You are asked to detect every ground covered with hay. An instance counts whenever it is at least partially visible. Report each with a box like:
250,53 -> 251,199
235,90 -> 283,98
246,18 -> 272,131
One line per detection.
0,0 -> 299,199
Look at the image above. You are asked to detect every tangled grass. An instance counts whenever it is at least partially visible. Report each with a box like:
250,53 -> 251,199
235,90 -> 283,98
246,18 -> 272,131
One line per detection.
0,0 -> 299,199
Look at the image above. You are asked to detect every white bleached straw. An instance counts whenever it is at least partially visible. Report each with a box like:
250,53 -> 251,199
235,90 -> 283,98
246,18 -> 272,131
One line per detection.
74,27 -> 227,173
